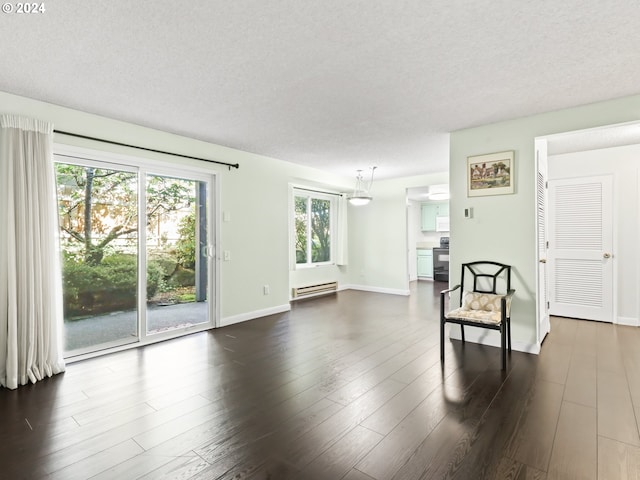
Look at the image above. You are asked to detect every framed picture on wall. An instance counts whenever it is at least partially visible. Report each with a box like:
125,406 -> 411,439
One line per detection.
467,150 -> 515,197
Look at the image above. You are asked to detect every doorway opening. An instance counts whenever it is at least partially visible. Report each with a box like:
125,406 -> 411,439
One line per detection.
406,185 -> 450,284
535,120 -> 640,345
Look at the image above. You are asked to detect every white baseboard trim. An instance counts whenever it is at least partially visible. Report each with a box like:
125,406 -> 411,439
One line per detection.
220,304 -> 291,327
341,284 -> 410,296
616,316 -> 639,327
448,326 -> 540,355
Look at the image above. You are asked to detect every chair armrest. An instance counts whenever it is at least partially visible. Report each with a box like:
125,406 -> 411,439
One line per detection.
440,284 -> 461,296
440,285 -> 461,319
501,289 -> 515,317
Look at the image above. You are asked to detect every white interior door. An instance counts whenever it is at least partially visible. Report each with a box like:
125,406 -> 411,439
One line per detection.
535,140 -> 550,342
548,175 -> 613,322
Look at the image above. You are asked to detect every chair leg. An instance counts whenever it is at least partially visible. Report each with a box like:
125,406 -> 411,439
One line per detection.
507,318 -> 512,352
501,324 -> 506,370
460,324 -> 465,343
440,320 -> 445,364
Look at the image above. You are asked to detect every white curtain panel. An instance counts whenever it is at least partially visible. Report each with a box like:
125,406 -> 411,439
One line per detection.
0,115 -> 66,389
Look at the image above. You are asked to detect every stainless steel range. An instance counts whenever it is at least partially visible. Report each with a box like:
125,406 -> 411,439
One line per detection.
433,237 -> 449,282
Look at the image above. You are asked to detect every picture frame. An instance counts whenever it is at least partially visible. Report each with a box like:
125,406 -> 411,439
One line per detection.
467,150 -> 514,197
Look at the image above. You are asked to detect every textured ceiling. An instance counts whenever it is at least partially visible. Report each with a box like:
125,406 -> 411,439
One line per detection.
1,1 -> 640,179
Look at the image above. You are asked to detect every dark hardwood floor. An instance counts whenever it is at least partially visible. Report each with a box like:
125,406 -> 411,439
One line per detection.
2,281 -> 640,479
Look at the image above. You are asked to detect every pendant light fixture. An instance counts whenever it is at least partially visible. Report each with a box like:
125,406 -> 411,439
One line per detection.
348,166 -> 377,206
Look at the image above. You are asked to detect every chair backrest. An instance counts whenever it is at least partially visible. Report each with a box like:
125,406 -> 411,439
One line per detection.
458,261 -> 511,306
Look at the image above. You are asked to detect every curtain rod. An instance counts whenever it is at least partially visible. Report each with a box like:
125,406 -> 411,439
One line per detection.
54,130 -> 240,170
293,186 -> 343,197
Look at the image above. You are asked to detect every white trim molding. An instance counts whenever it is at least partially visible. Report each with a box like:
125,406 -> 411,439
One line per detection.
220,304 -> 291,327
616,316 -> 639,327
341,284 -> 410,296
448,325 -> 540,355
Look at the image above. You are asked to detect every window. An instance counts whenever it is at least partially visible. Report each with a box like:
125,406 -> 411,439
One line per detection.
293,190 -> 336,266
54,146 -> 216,358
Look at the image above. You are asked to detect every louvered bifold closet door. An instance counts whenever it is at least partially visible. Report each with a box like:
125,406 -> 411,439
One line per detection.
535,140 -> 550,340
548,175 -> 613,322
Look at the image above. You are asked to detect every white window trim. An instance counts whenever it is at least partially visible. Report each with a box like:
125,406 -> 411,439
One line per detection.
291,186 -> 339,270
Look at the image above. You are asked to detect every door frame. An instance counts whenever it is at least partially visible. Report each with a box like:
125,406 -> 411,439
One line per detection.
534,120 -> 640,339
534,138 -> 550,347
54,143 -> 220,361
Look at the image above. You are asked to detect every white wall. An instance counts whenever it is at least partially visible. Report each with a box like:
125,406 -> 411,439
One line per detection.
450,93 -> 640,352
408,200 -> 420,281
7,87 -> 640,340
348,173 -> 448,294
2,90 -> 451,328
0,90 -> 354,326
549,144 -> 640,324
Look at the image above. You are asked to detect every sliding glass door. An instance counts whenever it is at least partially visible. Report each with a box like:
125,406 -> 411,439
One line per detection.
55,154 -> 215,357
145,174 -> 209,335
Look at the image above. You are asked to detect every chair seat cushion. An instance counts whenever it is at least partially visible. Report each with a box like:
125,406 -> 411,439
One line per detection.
445,307 -> 502,325
461,291 -> 504,312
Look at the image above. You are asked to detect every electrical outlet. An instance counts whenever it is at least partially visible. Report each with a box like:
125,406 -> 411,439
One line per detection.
223,250 -> 230,261
263,285 -> 270,295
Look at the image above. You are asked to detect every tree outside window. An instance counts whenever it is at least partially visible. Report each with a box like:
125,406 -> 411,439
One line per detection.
294,191 -> 334,266
55,164 -> 198,316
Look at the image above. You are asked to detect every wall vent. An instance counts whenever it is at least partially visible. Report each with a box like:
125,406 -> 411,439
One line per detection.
291,282 -> 338,299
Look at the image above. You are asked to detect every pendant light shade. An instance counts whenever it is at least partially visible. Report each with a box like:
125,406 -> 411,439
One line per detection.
348,167 -> 377,206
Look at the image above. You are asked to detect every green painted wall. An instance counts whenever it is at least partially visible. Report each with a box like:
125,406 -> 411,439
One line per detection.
347,172 -> 449,294
0,91 -> 353,323
450,93 -> 640,348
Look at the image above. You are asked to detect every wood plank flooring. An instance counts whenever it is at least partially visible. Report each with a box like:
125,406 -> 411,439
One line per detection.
1,281 -> 640,479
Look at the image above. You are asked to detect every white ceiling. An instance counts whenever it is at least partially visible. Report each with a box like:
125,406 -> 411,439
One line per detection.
2,1 -> 640,179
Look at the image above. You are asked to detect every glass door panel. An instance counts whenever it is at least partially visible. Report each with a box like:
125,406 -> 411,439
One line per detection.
146,175 -> 209,334
55,163 -> 139,354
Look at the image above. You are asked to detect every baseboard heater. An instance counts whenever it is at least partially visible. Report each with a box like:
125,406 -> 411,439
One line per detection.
291,282 -> 338,299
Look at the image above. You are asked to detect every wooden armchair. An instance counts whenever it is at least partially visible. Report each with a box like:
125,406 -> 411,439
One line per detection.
440,261 -> 515,370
